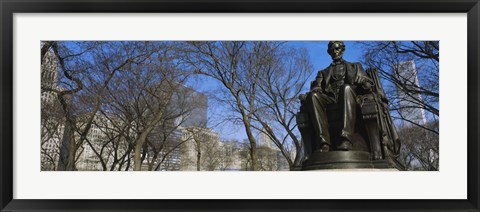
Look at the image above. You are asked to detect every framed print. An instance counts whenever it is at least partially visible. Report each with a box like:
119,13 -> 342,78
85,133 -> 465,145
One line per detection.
1,0 -> 479,211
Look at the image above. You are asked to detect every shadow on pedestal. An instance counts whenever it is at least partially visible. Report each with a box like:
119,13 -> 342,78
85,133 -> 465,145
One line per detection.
302,151 -> 402,170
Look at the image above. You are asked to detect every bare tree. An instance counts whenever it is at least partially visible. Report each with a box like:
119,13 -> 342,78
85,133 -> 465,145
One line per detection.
360,41 -> 439,133
43,41 -> 216,171
185,41 -> 302,170
250,44 -> 312,170
181,42 -> 280,170
256,146 -> 279,171
216,140 -> 241,171
76,111 -> 133,171
181,123 -> 231,171
201,138 -> 223,171
41,99 -> 63,170
237,141 -> 253,171
183,127 -> 207,171
398,121 -> 439,170
42,41 -> 160,170
144,100 -> 199,172
89,42 -> 194,171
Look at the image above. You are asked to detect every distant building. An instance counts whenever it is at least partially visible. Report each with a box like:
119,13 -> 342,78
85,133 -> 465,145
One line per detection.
396,60 -> 427,127
256,128 -> 290,171
258,126 -> 273,149
76,114 -> 120,171
146,124 -> 184,171
169,85 -> 208,132
41,42 -> 59,104
220,140 -> 243,171
175,86 -> 208,128
180,126 -> 221,171
40,41 -> 63,171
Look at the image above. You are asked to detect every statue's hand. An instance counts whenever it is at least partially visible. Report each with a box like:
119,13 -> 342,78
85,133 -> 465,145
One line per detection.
362,81 -> 373,91
380,93 -> 389,104
299,93 -> 307,102
310,87 -> 323,93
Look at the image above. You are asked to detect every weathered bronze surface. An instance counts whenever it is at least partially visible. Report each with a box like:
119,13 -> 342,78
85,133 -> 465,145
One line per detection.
297,41 -> 403,170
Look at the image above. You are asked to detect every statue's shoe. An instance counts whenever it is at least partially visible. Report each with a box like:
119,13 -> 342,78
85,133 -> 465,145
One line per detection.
315,142 -> 330,153
319,144 -> 330,152
337,141 -> 352,151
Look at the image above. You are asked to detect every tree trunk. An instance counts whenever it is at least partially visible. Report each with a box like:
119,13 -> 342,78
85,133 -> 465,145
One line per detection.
57,121 -> 76,171
244,123 -> 258,171
196,150 -> 201,171
133,132 -> 149,171
133,126 -> 156,171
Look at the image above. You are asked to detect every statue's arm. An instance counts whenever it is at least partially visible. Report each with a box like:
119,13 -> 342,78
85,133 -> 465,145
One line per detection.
310,71 -> 324,93
355,63 -> 374,92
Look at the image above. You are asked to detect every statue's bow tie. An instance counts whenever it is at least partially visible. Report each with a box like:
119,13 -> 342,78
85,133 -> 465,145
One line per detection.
332,60 -> 345,65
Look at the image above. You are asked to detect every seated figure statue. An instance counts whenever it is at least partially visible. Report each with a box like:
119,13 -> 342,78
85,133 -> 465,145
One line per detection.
296,41 -> 402,170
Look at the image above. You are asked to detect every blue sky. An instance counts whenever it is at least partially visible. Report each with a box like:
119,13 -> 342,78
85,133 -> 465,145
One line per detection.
288,41 -> 364,72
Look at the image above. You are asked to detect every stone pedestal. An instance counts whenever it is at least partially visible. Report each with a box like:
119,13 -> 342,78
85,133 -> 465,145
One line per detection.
302,151 -> 402,170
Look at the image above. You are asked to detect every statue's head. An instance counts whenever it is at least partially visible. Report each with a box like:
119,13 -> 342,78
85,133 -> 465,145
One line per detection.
327,41 -> 345,61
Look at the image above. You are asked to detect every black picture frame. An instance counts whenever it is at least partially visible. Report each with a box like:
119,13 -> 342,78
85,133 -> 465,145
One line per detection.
1,0 -> 479,211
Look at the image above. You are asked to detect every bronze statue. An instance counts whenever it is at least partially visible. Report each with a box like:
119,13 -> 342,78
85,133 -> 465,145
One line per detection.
296,41 -> 403,170
306,41 -> 374,152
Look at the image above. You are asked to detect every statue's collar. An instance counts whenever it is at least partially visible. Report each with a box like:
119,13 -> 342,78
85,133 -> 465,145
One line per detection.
331,59 -> 345,66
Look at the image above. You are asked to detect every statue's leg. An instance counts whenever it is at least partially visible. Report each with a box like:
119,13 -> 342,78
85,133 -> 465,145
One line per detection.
306,92 -> 331,152
338,84 -> 357,150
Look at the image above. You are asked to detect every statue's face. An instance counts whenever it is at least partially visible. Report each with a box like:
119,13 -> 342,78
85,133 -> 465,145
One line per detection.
329,43 -> 344,61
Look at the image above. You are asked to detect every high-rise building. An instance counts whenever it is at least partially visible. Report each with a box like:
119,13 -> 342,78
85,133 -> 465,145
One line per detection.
396,60 -> 427,127
41,42 -> 59,104
40,41 -> 63,171
172,85 -> 208,128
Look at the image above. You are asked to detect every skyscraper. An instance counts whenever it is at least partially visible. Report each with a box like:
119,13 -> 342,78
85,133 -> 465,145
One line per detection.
41,41 -> 59,104
396,60 -> 427,127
